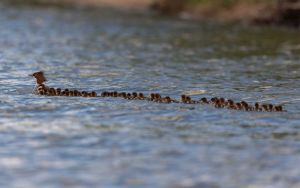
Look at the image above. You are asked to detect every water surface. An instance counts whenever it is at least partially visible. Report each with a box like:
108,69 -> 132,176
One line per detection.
0,3 -> 300,188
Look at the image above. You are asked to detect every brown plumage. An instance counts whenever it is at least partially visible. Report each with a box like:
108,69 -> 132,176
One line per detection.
132,92 -> 138,99
164,96 -> 172,103
275,105 -> 283,112
56,88 -> 62,96
185,96 -> 192,104
101,91 -> 107,97
91,91 -> 97,97
138,93 -> 145,99
31,71 -> 47,85
181,95 -> 187,103
200,97 -> 209,104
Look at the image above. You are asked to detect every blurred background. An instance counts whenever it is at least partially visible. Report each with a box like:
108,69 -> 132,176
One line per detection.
2,0 -> 300,27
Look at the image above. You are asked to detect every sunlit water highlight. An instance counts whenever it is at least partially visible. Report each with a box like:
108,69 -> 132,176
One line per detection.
0,3 -> 300,188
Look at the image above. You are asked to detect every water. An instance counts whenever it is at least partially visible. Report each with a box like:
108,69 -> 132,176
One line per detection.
0,3 -> 300,188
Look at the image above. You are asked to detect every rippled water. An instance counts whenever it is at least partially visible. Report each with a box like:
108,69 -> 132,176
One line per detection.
0,3 -> 300,188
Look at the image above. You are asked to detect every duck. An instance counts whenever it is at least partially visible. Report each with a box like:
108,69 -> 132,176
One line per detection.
36,84 -> 47,95
69,90 -> 74,97
74,90 -> 80,97
210,97 -> 218,104
113,91 -> 118,97
181,95 -> 187,103
254,102 -> 262,111
215,99 -> 222,108
30,71 -> 50,95
126,93 -> 132,99
262,104 -> 268,111
161,96 -> 172,103
132,92 -> 138,99
121,92 -> 127,98
91,91 -> 97,97
138,93 -> 145,100
56,88 -> 62,96
241,101 -> 249,111
185,96 -> 193,104
268,104 -> 274,112
82,91 -> 88,97
49,88 -> 56,96
220,98 -> 225,106
200,97 -> 209,104
274,105 -> 283,112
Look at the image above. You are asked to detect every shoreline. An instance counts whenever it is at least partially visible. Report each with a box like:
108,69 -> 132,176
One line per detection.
3,0 -> 300,27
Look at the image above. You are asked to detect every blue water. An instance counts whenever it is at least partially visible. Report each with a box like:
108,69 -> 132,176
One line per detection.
0,3 -> 300,188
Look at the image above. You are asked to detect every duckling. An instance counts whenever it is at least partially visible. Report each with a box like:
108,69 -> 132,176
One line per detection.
254,102 -> 262,111
220,98 -> 225,105
155,93 -> 161,100
227,99 -> 235,109
91,91 -> 97,97
215,99 -> 222,108
210,97 -> 218,104
132,92 -> 138,99
65,90 -> 70,97
106,91 -> 111,97
161,96 -> 172,103
121,92 -> 127,98
153,93 -> 162,102
241,101 -> 249,111
74,90 -> 79,97
268,104 -> 274,112
87,92 -> 93,97
274,105 -> 283,112
62,89 -> 69,96
150,93 -> 155,101
105,91 -> 110,97
82,91 -> 88,97
126,93 -> 132,99
262,104 -> 268,111
37,84 -> 46,95
49,88 -> 56,96
200,97 -> 209,104
236,102 -> 242,110
78,90 -> 83,97
69,90 -> 74,97
185,96 -> 192,104
101,91 -> 107,97
138,93 -> 145,100
56,88 -> 62,96
181,95 -> 187,103
113,91 -> 118,97
248,105 -> 255,111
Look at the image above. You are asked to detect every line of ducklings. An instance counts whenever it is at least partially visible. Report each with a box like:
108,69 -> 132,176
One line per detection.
36,84 -> 97,97
36,85 -> 284,112
100,91 -> 284,112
